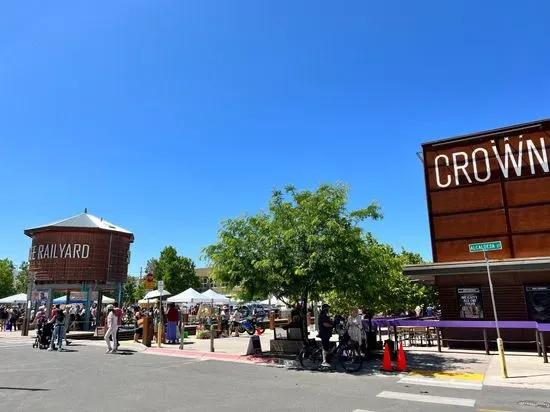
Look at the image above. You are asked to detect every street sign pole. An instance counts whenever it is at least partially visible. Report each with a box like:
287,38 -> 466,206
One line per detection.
483,250 -> 508,379
469,241 -> 508,378
21,271 -> 36,337
157,280 -> 164,348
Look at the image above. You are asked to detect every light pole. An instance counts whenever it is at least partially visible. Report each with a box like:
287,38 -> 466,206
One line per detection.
21,271 -> 36,336
483,251 -> 508,378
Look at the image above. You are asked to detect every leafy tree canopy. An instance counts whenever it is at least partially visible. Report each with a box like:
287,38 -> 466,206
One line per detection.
203,183 -> 383,337
154,246 -> 200,293
14,261 -> 30,294
0,258 -> 15,298
326,234 -> 436,316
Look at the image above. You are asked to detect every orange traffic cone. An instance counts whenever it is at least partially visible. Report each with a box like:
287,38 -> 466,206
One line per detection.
396,342 -> 408,372
381,343 -> 394,372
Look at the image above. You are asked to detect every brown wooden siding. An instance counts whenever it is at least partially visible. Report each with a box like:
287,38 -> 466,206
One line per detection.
424,124 -> 550,263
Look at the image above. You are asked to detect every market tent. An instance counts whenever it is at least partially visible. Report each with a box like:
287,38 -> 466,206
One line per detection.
0,293 -> 28,304
168,288 -> 209,303
138,298 -> 158,305
52,295 -> 115,305
143,289 -> 171,300
259,296 -> 287,307
201,289 -> 230,304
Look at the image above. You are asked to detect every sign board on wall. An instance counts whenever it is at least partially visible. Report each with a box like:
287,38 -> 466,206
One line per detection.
458,287 -> 484,319
525,286 -> 550,323
145,273 -> 155,290
432,136 -> 549,189
70,291 -> 99,302
422,120 -> 550,263
32,290 -> 49,302
469,241 -> 502,253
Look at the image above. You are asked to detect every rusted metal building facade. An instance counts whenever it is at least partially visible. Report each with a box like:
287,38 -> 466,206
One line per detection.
24,211 -> 134,306
405,119 -> 550,347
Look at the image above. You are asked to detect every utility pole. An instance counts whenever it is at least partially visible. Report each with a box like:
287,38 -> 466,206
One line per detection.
21,272 -> 36,336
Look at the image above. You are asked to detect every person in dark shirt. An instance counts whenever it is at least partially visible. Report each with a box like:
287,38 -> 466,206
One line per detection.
317,304 -> 333,367
49,307 -> 65,352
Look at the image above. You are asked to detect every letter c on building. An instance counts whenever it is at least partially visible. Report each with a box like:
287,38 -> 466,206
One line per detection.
434,154 -> 451,188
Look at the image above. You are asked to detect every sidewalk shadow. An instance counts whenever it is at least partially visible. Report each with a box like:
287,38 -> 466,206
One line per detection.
403,352 -> 484,373
0,387 -> 50,392
113,349 -> 137,356
290,352 -> 485,377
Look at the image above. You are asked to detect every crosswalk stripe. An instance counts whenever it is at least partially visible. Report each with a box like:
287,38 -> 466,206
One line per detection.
399,376 -> 483,390
377,391 -> 476,407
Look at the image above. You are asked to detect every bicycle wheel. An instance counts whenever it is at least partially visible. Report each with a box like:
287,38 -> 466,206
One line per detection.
339,345 -> 363,373
299,344 -> 323,370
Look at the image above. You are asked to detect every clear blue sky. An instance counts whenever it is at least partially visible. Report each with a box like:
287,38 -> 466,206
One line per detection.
1,1 -> 549,275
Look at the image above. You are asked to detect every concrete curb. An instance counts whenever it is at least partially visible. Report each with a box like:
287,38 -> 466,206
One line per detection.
143,347 -> 284,365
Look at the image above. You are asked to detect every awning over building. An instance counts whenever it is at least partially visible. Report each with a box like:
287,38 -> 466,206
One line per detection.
404,257 -> 550,283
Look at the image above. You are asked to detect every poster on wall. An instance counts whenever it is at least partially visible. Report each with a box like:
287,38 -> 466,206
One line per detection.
32,290 -> 49,305
70,291 -> 99,303
458,287 -> 484,319
525,286 -> 550,323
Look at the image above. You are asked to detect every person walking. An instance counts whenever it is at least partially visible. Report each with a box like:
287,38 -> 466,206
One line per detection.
166,303 -> 178,344
230,307 -> 242,337
104,304 -> 118,354
48,306 -> 65,352
112,302 -> 123,350
63,305 -> 72,347
318,304 -> 333,367
347,308 -> 363,348
133,307 -> 143,343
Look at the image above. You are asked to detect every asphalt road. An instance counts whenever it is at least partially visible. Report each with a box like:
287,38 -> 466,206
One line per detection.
0,342 -> 549,412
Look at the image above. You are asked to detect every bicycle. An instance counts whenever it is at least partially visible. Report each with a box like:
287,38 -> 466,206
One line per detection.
299,331 -> 363,373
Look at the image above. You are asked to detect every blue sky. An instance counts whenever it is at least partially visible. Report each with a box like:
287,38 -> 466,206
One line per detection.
1,1 -> 549,275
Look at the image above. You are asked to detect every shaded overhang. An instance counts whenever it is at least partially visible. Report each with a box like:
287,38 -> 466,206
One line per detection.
404,257 -> 550,284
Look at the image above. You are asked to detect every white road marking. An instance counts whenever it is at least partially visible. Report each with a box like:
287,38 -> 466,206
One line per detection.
353,410 -> 377,412
399,376 -> 483,390
377,391 -> 476,407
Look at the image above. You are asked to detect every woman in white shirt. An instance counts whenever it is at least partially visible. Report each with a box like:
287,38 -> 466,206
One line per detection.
347,308 -> 363,346
104,305 -> 118,354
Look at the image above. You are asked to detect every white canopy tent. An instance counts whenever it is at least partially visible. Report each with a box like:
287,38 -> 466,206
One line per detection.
143,289 -> 172,300
200,289 -> 230,304
259,296 -> 287,307
0,293 -> 28,304
52,295 -> 115,305
138,298 -> 159,305
167,288 -> 209,303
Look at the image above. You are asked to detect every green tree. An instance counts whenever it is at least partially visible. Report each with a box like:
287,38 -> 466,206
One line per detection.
0,258 -> 15,298
14,261 -> 30,294
326,235 -> 437,316
203,183 -> 382,339
145,258 -> 158,275
123,276 -> 138,305
155,247 -> 200,293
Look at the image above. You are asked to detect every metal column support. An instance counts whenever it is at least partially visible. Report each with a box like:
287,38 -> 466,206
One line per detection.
541,332 -> 548,364
483,328 -> 490,355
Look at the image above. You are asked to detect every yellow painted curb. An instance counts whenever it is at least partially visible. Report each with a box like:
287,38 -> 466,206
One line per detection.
409,370 -> 485,381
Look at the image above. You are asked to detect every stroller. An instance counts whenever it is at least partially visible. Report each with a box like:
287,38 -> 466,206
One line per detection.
33,322 -> 54,349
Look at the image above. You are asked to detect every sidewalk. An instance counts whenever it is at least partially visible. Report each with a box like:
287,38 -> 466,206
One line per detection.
143,332 -> 279,365
402,345 -> 550,390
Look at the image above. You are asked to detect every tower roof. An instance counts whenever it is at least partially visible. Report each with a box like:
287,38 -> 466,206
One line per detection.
24,212 -> 133,238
